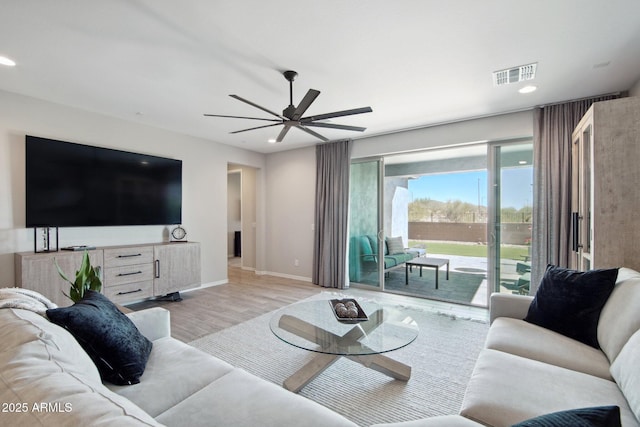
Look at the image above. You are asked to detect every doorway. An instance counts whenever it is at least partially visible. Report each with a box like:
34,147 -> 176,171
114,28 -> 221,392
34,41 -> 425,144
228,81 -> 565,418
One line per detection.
349,140 -> 533,308
227,164 -> 258,272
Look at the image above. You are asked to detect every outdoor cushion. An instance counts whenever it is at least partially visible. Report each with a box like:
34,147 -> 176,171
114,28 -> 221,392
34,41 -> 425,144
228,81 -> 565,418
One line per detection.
386,236 -> 405,254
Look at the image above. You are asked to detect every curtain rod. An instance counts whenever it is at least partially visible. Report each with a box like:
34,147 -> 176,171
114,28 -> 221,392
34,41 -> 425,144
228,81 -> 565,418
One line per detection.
535,91 -> 626,109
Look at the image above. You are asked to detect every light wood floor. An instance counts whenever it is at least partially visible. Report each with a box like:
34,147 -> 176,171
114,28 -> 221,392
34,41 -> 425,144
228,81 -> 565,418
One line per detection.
127,265 -> 489,343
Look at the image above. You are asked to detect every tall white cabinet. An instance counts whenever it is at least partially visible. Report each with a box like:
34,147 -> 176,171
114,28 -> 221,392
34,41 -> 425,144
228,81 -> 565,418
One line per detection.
571,97 -> 640,271
16,242 -> 201,307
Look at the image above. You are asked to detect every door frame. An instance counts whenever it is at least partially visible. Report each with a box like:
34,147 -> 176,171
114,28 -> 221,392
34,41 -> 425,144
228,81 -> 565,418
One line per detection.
349,156 -> 385,290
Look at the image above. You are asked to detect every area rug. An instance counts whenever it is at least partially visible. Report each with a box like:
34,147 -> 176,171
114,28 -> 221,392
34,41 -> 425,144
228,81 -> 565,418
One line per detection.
189,293 -> 489,426
382,269 -> 485,304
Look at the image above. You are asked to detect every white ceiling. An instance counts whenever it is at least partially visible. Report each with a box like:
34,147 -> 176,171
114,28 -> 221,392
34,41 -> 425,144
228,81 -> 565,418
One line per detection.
1,1 -> 639,154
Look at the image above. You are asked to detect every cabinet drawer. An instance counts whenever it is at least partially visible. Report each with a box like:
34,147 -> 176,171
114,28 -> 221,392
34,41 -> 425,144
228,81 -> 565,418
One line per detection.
104,246 -> 154,268
104,263 -> 154,286
103,280 -> 153,305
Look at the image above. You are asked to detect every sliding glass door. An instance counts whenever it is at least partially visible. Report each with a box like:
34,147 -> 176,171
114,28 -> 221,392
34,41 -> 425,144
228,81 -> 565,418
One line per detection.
348,158 -> 384,289
487,141 -> 533,304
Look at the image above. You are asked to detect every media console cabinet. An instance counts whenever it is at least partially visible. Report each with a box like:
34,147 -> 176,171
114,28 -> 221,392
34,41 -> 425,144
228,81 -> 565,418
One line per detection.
15,242 -> 201,307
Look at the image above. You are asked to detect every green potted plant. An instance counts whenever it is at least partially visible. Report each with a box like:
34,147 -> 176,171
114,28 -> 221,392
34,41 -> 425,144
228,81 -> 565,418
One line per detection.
55,251 -> 102,303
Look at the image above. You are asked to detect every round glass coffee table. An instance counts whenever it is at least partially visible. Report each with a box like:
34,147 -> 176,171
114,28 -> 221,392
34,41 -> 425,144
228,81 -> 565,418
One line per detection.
269,299 -> 419,392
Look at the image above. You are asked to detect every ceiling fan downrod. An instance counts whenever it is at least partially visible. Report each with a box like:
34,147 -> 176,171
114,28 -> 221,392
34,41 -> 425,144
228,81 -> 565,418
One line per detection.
282,70 -> 298,119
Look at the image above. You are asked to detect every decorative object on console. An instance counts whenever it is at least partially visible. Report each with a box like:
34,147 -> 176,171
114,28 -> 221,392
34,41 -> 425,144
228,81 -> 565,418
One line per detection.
34,226 -> 58,253
54,250 -> 102,303
46,290 -> 152,385
170,225 -> 187,242
524,264 -> 618,348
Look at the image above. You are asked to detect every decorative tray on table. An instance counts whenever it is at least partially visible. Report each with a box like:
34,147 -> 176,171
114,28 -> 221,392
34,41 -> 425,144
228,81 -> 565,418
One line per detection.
329,299 -> 369,323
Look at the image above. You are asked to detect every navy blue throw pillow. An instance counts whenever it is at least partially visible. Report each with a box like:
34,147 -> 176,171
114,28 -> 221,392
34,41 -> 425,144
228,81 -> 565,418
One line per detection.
46,290 -> 152,385
524,265 -> 618,348
512,405 -> 621,427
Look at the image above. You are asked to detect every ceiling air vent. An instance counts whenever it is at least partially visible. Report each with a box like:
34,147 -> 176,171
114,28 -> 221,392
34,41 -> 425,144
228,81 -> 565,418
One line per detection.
493,63 -> 537,86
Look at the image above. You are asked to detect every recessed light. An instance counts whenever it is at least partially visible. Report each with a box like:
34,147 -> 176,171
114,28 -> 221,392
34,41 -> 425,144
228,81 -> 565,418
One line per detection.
519,85 -> 537,94
268,138 -> 277,144
519,160 -> 528,165
0,56 -> 16,67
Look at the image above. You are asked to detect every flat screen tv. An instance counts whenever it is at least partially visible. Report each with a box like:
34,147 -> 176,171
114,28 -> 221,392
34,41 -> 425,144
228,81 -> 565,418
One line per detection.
26,136 -> 182,227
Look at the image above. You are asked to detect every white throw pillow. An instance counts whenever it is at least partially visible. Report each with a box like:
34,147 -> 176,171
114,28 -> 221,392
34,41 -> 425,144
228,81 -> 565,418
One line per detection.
610,328 -> 640,421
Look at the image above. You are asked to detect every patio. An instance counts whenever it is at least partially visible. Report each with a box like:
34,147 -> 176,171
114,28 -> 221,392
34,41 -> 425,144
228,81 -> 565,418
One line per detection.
356,253 -> 529,308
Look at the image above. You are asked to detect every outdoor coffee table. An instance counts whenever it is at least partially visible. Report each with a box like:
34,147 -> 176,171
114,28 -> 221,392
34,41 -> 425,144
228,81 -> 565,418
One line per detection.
405,257 -> 450,289
269,299 -> 419,393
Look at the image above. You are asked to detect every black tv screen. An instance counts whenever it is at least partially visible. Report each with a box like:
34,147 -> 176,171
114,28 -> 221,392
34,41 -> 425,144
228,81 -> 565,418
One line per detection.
26,136 -> 182,227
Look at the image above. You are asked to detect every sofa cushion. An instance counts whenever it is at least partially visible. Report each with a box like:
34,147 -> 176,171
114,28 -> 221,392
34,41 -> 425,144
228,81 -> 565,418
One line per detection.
610,329 -> 640,421
0,309 -> 101,381
485,317 -> 612,379
597,267 -> 640,363
0,309 -> 161,427
386,236 -> 405,255
46,291 -> 153,385
460,349 -> 638,427
511,406 -> 621,427
155,368 -> 358,427
524,265 -> 618,348
107,336 -> 235,417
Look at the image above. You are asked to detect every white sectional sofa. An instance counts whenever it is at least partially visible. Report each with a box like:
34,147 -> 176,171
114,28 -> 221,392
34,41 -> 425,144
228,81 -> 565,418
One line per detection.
0,305 -> 357,427
4,267 -> 639,427
375,267 -> 640,427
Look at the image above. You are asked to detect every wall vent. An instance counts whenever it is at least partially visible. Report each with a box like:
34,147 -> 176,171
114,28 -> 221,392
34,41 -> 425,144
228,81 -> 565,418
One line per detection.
493,63 -> 537,86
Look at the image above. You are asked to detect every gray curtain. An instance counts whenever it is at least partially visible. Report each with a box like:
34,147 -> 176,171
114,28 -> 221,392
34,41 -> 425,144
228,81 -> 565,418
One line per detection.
313,139 -> 353,289
530,94 -> 620,291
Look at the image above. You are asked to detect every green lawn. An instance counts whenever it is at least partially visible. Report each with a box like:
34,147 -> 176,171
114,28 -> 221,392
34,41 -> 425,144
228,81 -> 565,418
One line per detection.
409,240 -> 529,261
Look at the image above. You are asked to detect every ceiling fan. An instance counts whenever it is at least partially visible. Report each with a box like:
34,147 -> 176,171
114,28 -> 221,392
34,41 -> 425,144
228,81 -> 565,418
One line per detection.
204,70 -> 372,143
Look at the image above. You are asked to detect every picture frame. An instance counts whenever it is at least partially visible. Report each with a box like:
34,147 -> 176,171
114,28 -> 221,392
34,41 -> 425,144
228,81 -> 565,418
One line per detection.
34,227 -> 58,253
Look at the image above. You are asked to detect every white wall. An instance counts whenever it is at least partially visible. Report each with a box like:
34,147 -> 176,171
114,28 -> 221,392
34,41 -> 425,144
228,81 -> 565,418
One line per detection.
264,111 -> 534,281
630,77 -> 640,97
264,145 -> 316,280
352,110 -> 533,159
0,90 -> 266,288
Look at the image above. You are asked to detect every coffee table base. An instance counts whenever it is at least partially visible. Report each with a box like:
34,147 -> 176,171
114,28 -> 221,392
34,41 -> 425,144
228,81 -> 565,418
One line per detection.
278,312 -> 412,393
283,353 -> 411,393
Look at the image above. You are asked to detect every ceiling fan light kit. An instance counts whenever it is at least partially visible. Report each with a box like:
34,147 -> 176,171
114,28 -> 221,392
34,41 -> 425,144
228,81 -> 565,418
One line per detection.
204,70 -> 372,143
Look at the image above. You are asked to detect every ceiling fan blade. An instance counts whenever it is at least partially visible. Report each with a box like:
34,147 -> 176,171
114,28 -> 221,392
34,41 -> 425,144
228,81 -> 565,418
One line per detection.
303,122 -> 367,132
203,114 -> 280,123
295,125 -> 329,142
230,123 -> 282,134
300,106 -> 372,122
230,94 -> 286,120
292,89 -> 320,120
276,125 -> 292,142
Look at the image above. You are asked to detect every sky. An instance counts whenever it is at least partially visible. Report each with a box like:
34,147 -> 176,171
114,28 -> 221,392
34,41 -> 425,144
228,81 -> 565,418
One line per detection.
408,168 -> 533,209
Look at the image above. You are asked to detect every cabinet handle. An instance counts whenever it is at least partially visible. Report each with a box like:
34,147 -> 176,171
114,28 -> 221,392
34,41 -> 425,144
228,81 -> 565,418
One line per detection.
572,212 -> 579,252
117,288 -> 142,295
117,271 -> 142,277
117,253 -> 142,258
155,260 -> 160,278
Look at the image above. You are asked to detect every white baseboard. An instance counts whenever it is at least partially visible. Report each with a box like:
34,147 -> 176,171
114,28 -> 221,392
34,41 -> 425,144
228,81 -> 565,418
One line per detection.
184,279 -> 228,292
256,270 -> 312,283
